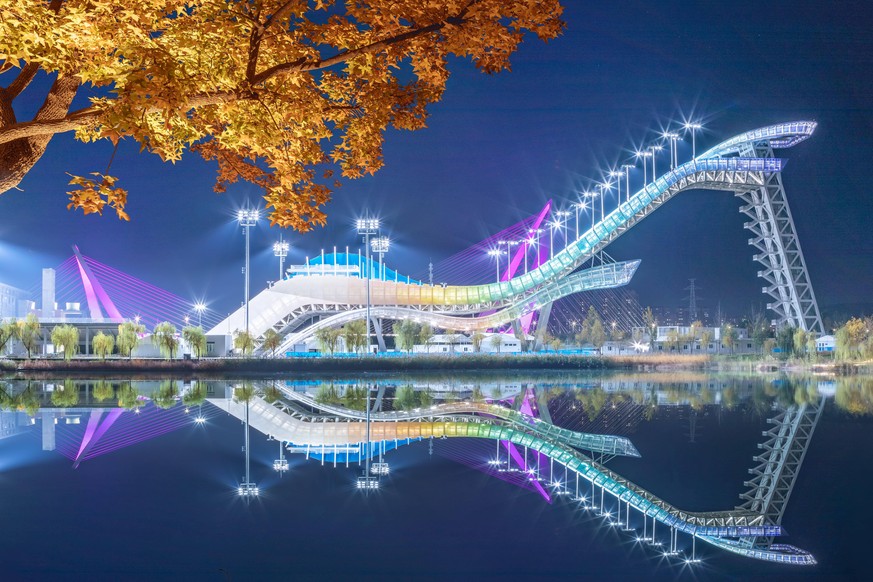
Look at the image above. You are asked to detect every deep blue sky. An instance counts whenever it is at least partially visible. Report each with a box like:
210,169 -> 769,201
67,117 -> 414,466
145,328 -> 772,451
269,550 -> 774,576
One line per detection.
1,1 -> 872,318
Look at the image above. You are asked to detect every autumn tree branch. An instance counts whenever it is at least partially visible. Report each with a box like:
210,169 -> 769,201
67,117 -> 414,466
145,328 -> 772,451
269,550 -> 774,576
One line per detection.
0,1 -> 481,147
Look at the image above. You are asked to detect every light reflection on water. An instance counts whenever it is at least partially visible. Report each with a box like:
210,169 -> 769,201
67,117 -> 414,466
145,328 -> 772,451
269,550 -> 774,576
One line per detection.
0,372 -> 870,579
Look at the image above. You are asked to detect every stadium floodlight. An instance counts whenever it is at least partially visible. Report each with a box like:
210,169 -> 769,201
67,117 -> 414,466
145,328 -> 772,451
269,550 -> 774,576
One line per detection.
370,236 -> 390,280
237,207 -> 260,336
357,215 -> 381,353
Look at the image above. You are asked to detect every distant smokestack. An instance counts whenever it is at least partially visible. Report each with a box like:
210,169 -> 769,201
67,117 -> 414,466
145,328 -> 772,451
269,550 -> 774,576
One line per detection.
42,268 -> 55,318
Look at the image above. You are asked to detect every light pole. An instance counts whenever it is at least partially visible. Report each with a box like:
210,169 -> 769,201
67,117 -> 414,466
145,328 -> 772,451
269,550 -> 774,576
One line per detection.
238,390 -> 258,497
649,144 -> 663,181
636,150 -> 652,185
237,208 -> 259,338
273,238 -> 290,281
194,302 -> 206,328
498,240 -> 518,280
598,182 -> 611,221
555,210 -> 571,249
573,201 -> 587,240
527,228 -> 542,272
684,122 -> 702,159
586,190 -> 598,229
370,236 -> 390,281
357,217 -> 379,354
663,132 -> 680,170
609,170 -> 622,204
487,249 -> 503,283
621,164 -> 633,203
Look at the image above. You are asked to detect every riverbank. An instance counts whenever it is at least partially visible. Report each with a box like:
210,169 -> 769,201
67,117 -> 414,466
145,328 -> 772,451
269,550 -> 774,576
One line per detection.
1,353 -> 712,377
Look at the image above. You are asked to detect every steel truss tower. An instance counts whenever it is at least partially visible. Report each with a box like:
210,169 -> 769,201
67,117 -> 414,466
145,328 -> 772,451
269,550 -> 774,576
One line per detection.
736,397 -> 825,549
737,145 -> 823,333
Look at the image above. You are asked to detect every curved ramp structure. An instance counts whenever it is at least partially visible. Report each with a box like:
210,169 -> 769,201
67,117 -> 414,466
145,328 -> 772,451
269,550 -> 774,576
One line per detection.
281,391 -> 641,457
271,260 -> 637,351
212,396 -> 813,564
210,121 -> 822,347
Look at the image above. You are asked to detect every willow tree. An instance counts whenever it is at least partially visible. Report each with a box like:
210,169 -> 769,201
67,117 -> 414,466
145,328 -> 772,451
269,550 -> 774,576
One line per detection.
261,328 -> 283,357
92,331 -> 115,359
182,325 -> 207,357
16,314 -> 41,358
0,1 -> 564,226
117,321 -> 145,358
51,324 -> 79,360
152,321 -> 179,359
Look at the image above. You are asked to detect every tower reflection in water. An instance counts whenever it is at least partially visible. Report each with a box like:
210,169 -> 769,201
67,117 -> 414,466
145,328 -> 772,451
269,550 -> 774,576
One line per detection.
0,375 -> 843,567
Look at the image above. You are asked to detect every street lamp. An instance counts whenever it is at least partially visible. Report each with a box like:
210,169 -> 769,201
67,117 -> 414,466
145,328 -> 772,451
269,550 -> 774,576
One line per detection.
684,122 -> 702,159
194,302 -> 206,328
237,208 -> 260,337
662,132 -> 680,170
649,144 -> 663,181
487,249 -> 504,284
621,164 -> 633,203
370,236 -> 390,281
497,240 -> 518,280
357,216 -> 380,354
555,210 -> 571,249
636,150 -> 652,185
598,181 -> 612,221
273,238 -> 290,281
526,228 -> 543,272
573,201 -> 588,240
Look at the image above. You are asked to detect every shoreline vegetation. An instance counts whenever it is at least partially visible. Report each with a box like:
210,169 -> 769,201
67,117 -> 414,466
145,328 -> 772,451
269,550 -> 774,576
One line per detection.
0,353 -> 858,379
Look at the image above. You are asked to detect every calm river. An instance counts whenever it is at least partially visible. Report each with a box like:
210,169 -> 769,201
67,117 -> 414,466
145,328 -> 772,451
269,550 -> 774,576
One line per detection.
0,371 -> 869,581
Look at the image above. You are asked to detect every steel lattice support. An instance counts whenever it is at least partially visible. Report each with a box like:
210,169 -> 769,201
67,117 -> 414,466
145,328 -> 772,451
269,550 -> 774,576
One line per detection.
737,146 -> 823,333
737,396 -> 825,548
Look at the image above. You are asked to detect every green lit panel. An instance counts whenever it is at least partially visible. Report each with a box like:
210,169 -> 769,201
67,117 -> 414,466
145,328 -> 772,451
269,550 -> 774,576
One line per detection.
537,261 -> 556,281
486,283 -> 502,302
509,278 -> 525,295
554,252 -> 572,269
564,244 -> 581,260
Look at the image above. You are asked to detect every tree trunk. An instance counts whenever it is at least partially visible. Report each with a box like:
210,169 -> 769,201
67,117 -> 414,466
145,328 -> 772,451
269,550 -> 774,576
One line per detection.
0,75 -> 79,194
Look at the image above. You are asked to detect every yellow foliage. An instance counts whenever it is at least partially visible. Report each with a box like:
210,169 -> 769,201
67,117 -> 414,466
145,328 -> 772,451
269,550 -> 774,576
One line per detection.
0,0 -> 565,228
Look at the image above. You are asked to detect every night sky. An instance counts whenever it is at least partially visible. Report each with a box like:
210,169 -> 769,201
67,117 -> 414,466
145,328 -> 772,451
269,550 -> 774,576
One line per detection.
2,1 -> 873,319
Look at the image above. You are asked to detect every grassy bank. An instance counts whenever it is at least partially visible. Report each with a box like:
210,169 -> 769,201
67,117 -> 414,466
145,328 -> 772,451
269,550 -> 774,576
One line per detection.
1,353 -> 712,377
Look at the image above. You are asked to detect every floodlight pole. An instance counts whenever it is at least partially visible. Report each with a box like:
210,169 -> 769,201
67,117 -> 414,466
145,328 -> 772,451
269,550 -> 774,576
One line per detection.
357,216 -> 380,355
273,237 -> 290,281
238,208 -> 259,338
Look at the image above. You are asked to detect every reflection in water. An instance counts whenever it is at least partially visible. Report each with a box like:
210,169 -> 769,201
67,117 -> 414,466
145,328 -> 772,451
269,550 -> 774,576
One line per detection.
1,373 -> 865,569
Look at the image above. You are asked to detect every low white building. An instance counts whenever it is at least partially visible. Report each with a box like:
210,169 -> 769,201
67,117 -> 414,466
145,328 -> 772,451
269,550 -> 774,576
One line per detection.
478,333 -> 523,354
411,332 -> 523,354
816,335 -> 835,353
413,333 -> 474,354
